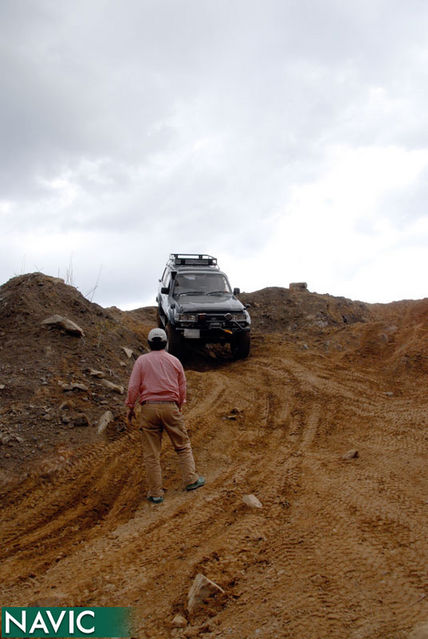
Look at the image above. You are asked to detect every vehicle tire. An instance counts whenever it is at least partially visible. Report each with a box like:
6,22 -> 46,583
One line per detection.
166,323 -> 183,358
231,331 -> 250,359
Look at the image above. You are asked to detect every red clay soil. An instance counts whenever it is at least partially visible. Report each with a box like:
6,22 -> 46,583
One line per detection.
0,274 -> 427,639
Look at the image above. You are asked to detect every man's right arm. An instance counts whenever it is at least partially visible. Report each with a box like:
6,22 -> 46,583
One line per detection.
177,362 -> 186,409
126,358 -> 143,409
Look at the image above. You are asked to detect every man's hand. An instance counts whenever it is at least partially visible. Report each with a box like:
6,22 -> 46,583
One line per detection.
127,407 -> 135,426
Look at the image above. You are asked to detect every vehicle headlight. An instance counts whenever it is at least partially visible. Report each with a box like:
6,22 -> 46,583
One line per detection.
226,312 -> 247,321
177,313 -> 197,322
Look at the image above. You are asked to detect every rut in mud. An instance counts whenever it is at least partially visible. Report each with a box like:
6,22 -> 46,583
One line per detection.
0,274 -> 427,639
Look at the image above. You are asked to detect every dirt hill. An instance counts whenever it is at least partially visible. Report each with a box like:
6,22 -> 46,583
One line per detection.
0,273 -> 427,639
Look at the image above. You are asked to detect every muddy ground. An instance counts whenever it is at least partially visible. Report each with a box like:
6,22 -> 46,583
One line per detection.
0,273 -> 427,638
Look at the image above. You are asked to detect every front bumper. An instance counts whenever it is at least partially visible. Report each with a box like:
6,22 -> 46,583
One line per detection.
174,322 -> 250,342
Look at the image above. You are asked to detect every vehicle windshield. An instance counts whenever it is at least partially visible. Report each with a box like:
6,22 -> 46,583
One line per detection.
172,272 -> 232,297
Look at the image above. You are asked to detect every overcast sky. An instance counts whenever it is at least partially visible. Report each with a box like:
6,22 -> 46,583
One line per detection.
1,0 -> 427,309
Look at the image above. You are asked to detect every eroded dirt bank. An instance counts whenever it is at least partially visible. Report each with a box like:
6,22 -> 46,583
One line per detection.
0,274 -> 427,638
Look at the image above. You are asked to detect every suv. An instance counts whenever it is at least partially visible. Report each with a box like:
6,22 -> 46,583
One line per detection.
156,254 -> 251,359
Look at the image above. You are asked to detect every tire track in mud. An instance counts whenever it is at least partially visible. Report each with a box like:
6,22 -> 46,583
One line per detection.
1,335 -> 427,638
0,427 -> 155,557
176,348 -> 428,639
0,342 -> 310,616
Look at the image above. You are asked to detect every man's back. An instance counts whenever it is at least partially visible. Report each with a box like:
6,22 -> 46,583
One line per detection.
126,349 -> 186,408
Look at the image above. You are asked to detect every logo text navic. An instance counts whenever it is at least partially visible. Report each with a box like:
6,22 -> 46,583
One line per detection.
1,607 -> 131,638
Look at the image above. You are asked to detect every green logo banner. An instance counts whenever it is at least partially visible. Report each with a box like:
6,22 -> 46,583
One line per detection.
2,607 -> 132,638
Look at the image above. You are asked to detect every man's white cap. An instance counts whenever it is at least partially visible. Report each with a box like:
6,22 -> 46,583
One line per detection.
148,327 -> 167,342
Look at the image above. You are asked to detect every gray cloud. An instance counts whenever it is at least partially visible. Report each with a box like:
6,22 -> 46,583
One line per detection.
1,0 -> 428,305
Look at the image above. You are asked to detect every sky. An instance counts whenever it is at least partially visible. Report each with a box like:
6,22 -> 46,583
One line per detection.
1,0 -> 427,309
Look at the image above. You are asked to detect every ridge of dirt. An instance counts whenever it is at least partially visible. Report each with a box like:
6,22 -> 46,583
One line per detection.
0,273 -> 427,639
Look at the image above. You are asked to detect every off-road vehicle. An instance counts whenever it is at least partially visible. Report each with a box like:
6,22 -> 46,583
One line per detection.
156,254 -> 251,359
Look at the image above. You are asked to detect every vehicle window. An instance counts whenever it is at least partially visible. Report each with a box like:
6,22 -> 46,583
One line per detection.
161,268 -> 167,284
173,273 -> 231,296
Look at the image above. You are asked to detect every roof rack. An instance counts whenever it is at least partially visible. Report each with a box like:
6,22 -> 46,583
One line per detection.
169,254 -> 218,267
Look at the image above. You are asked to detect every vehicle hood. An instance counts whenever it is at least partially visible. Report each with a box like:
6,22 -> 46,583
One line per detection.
175,294 -> 245,313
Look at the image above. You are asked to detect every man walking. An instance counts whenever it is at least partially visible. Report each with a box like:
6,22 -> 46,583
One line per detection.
126,328 -> 204,503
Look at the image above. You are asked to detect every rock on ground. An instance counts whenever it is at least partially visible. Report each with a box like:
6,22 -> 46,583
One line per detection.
187,573 -> 225,614
98,411 -> 114,435
342,449 -> 359,460
88,369 -> 105,378
100,380 -> 125,394
41,315 -> 85,337
243,494 -> 263,509
408,622 -> 428,639
60,382 -> 89,392
171,614 -> 187,628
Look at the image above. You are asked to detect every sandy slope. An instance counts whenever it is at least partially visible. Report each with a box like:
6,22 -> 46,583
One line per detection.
0,276 -> 427,638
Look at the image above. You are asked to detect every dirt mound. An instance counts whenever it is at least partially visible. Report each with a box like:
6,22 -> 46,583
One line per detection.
0,273 -> 427,638
239,286 -> 371,332
0,273 -> 154,478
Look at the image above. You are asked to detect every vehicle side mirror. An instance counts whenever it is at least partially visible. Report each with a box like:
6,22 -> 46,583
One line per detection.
161,286 -> 169,294
245,303 -> 251,309
233,287 -> 240,295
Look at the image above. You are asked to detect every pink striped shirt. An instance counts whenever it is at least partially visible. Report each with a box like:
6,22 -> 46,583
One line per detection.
125,350 -> 186,409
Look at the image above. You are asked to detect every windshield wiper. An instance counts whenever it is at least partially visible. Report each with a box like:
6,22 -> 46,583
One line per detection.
176,290 -> 203,296
206,290 -> 230,296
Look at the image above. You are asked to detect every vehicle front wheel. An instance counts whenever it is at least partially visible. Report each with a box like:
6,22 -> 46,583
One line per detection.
166,323 -> 183,358
231,331 -> 250,359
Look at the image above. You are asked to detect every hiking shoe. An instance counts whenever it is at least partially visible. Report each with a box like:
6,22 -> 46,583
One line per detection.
147,496 -> 164,504
185,476 -> 205,491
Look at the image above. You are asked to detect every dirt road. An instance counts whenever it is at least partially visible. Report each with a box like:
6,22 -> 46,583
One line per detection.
0,275 -> 427,638
1,321 -> 427,638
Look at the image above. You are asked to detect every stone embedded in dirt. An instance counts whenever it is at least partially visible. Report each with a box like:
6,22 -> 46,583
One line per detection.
0,431 -> 24,445
59,400 -> 74,411
187,573 -> 225,614
171,614 -> 187,628
385,391 -> 394,397
60,382 -> 89,392
88,369 -> 106,378
41,314 -> 85,337
100,379 -> 125,394
72,414 -> 90,428
226,407 -> 243,420
342,449 -> 359,460
122,347 -> 134,359
311,574 -> 329,586
242,494 -> 263,509
98,410 -> 114,435
0,384 -> 5,389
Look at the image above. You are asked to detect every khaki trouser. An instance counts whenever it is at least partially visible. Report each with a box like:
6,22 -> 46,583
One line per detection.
137,402 -> 199,498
